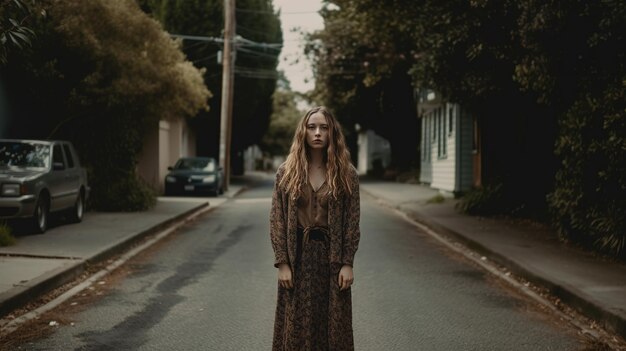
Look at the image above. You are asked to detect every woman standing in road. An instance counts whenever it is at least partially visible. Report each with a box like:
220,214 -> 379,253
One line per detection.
270,106 -> 361,351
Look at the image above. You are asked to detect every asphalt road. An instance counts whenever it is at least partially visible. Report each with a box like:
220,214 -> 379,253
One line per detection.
12,177 -> 584,350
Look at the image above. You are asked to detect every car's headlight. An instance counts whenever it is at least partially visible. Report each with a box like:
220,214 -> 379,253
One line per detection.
202,175 -> 216,183
1,184 -> 21,197
165,176 -> 176,183
190,175 -> 216,183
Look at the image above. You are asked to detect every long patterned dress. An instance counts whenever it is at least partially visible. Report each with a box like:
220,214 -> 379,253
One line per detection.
270,166 -> 360,351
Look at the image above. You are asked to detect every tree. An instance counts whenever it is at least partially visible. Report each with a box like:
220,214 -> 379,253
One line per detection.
512,0 -> 626,257
1,0 -> 211,210
309,0 -> 556,208
0,0 -> 42,64
306,1 -> 419,169
261,84 -> 303,157
143,0 -> 282,174
309,0 -> 626,257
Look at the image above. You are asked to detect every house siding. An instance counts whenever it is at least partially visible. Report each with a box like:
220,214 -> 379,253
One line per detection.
417,91 -> 473,194
420,114 -> 432,183
431,104 -> 456,192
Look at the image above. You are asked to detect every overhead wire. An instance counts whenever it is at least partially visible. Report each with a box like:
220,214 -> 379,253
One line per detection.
235,8 -> 318,15
183,40 -> 213,51
234,65 -> 279,79
192,53 -> 219,64
169,26 -> 284,80
237,47 -> 280,60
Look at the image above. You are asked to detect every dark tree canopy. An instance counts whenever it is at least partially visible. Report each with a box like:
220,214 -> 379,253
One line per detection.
0,0 -> 42,64
1,0 -> 211,210
142,0 -> 283,174
309,0 -> 626,257
306,2 -> 419,169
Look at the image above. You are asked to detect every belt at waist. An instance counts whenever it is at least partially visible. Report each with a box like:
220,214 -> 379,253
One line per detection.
297,226 -> 329,242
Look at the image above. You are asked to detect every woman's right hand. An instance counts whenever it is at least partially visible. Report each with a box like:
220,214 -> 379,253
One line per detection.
277,263 -> 293,289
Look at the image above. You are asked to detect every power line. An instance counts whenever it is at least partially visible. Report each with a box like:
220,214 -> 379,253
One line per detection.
235,8 -> 318,15
169,33 -> 283,50
192,53 -> 219,64
234,65 -> 279,79
237,47 -> 279,59
237,36 -> 282,51
235,66 -> 279,74
170,33 -> 223,42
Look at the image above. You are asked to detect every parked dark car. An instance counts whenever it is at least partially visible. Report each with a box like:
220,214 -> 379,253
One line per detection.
164,157 -> 224,196
0,139 -> 89,233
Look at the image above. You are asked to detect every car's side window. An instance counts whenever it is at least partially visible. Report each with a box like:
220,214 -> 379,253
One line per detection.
52,145 -> 65,170
63,144 -> 75,168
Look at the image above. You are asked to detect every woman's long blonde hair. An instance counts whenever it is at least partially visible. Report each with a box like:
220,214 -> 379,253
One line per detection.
279,106 -> 355,200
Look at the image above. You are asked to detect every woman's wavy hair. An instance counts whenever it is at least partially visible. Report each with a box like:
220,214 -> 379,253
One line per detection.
279,106 -> 355,200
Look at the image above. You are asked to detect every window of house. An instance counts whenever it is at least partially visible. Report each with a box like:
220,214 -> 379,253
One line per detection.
425,114 -> 432,162
436,107 -> 446,158
428,115 -> 432,161
449,106 -> 454,135
423,117 -> 426,160
438,107 -> 447,159
432,111 -> 436,141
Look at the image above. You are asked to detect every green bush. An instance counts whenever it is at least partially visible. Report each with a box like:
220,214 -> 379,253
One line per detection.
548,83 -> 626,258
89,170 -> 157,212
426,194 -> 445,204
456,182 -> 507,215
0,222 -> 16,246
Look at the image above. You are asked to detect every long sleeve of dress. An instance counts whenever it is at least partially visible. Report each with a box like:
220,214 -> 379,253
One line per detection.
342,168 -> 361,266
270,169 -> 289,268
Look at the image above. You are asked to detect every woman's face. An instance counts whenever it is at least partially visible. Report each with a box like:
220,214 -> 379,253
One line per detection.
305,112 -> 330,150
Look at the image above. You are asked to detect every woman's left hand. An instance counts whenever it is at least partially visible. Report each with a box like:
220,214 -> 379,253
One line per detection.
338,265 -> 354,291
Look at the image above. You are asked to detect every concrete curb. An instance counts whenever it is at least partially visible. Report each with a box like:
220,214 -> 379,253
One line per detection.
0,202 -> 209,320
229,185 -> 248,198
0,260 -> 85,319
85,202 -> 209,267
363,188 -> 626,340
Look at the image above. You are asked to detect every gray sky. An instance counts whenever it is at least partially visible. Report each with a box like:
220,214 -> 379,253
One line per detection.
272,0 -> 323,93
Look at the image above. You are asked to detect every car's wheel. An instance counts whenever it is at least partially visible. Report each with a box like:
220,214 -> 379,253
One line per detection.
68,191 -> 84,223
32,194 -> 49,234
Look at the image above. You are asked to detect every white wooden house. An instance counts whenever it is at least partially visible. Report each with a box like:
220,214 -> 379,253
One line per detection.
418,89 -> 476,195
356,128 -> 392,176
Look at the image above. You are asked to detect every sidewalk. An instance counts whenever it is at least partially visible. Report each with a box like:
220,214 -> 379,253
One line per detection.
0,177 -> 251,322
360,180 -> 626,340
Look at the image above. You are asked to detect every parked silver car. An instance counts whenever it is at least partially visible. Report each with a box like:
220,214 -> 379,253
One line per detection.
0,139 -> 89,233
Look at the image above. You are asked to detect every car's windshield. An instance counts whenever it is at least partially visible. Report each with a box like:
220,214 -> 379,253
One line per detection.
174,158 -> 215,171
0,142 -> 51,170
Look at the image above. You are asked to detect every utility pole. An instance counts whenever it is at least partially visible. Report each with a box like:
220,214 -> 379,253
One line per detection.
219,0 -> 235,190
